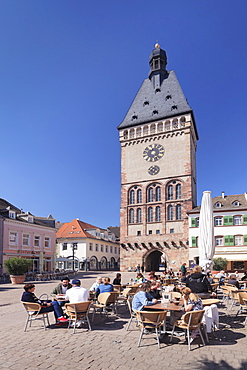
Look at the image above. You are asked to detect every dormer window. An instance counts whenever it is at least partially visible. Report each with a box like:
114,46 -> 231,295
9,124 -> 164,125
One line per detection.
233,201 -> 240,206
28,216 -> 34,223
215,202 -> 222,208
9,211 -> 16,219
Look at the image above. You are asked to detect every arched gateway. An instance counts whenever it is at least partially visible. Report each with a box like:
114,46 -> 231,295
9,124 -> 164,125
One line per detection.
143,249 -> 163,272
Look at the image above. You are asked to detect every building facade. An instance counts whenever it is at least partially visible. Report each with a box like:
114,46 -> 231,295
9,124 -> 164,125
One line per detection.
118,44 -> 198,272
188,192 -> 247,271
56,219 -> 120,270
0,198 -> 56,273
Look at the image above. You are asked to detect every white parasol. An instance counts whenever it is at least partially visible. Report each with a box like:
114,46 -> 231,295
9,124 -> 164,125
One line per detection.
198,191 -> 215,272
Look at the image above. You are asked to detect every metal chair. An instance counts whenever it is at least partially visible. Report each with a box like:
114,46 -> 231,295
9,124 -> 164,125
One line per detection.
170,310 -> 206,351
126,297 -> 138,331
21,301 -> 51,331
135,310 -> 168,349
65,301 -> 92,333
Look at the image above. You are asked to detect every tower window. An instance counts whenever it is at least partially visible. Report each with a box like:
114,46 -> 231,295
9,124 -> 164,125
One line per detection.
168,185 -> 173,200
155,206 -> 161,222
129,189 -> 135,204
148,187 -> 154,202
143,100 -> 149,106
176,204 -> 182,220
155,88 -> 161,93
149,230 -> 152,235
168,205 -> 173,221
129,209 -> 134,224
137,189 -> 142,203
137,208 -> 142,223
176,184 -> 182,199
132,115 -> 138,120
147,207 -> 153,222
156,186 -> 161,202
137,231 -> 141,236
171,105 -> 177,110
152,110 -> 158,115
165,94 -> 172,100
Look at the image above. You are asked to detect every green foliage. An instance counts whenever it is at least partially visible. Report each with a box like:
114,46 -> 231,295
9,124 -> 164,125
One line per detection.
213,257 -> 228,271
4,257 -> 32,275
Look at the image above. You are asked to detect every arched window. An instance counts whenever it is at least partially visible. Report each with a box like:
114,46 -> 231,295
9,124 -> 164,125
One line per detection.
147,207 -> 153,222
100,256 -> 107,269
172,119 -> 178,129
176,184 -> 181,199
129,208 -> 134,224
168,205 -> 173,221
136,127 -> 141,137
155,206 -> 161,222
176,204 -> 182,220
148,187 -> 154,202
157,122 -> 163,132
110,257 -> 116,268
129,128 -> 135,138
137,189 -> 142,203
156,186 -> 161,201
137,208 -> 142,223
143,125 -> 148,136
129,189 -> 135,204
168,185 -> 173,200
90,256 -> 98,270
150,123 -> 156,134
165,120 -> 170,131
123,130 -> 128,139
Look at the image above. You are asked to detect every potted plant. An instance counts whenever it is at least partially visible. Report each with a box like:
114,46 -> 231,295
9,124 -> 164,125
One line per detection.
4,257 -> 32,284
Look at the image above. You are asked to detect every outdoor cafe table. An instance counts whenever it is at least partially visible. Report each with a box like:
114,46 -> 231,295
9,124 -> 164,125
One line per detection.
201,298 -> 220,306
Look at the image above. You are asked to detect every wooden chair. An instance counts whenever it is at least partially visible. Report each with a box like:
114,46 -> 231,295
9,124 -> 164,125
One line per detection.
135,310 -> 168,349
170,310 -> 206,351
21,301 -> 51,332
91,292 -> 111,321
107,291 -> 119,314
65,301 -> 92,333
113,285 -> 122,293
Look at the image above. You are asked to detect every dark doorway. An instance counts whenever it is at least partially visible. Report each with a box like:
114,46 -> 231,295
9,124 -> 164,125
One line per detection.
144,250 -> 162,272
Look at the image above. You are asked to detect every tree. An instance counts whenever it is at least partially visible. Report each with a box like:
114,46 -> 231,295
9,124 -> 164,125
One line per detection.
213,257 -> 228,271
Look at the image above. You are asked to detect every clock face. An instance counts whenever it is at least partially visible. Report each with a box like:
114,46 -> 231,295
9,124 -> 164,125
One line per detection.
148,165 -> 160,175
143,144 -> 165,162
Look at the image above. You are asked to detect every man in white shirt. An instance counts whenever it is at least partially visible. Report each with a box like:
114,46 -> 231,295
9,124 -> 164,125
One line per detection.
65,279 -> 89,303
89,277 -> 102,291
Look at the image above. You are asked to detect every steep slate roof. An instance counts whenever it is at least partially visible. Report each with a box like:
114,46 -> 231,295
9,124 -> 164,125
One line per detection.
56,219 -> 98,239
188,193 -> 247,213
118,70 -> 193,130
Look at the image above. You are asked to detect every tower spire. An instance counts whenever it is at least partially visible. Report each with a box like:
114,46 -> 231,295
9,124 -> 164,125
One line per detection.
148,43 -> 168,88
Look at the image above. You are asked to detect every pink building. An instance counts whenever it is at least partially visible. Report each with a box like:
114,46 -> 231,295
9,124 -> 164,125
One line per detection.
0,198 -> 56,273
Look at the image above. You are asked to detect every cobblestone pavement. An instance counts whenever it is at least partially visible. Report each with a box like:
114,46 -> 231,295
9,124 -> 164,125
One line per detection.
1,271 -> 247,370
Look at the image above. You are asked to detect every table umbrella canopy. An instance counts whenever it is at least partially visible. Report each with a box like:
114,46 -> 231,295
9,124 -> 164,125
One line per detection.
199,191 -> 215,272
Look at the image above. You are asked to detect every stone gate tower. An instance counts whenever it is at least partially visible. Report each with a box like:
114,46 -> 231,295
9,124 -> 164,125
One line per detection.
117,44 -> 199,272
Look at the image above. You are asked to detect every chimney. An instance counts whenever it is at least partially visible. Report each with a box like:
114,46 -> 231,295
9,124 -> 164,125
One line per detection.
222,191 -> 225,199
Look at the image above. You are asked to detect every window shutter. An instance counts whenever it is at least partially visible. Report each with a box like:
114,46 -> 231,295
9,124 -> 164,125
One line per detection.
243,215 -> 247,225
224,235 -> 229,246
192,236 -> 197,247
228,216 -> 233,225
244,235 -> 247,245
191,218 -> 196,227
224,216 -> 229,226
229,235 -> 234,246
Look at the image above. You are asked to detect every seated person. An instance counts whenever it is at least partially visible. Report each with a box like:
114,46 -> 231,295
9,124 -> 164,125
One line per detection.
149,281 -> 162,300
147,271 -> 158,281
132,282 -> 157,311
168,268 -> 175,278
65,279 -> 89,302
89,277 -> 103,291
207,272 -> 214,284
134,273 -> 146,284
241,271 -> 247,281
227,274 -> 240,289
186,265 -> 214,299
51,277 -> 72,306
21,283 -> 68,324
96,277 -> 114,298
113,273 -> 121,285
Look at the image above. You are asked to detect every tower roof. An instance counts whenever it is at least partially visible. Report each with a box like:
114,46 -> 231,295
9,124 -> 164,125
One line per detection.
118,45 -> 197,136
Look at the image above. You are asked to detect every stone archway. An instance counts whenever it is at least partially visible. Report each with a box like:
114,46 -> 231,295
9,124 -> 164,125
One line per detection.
143,249 -> 163,272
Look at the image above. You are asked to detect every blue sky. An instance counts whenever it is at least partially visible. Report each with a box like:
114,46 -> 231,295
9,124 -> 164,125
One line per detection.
0,1 -> 246,228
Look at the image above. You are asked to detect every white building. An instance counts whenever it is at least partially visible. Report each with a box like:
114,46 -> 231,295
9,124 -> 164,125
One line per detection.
188,192 -> 247,271
56,219 -> 120,271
